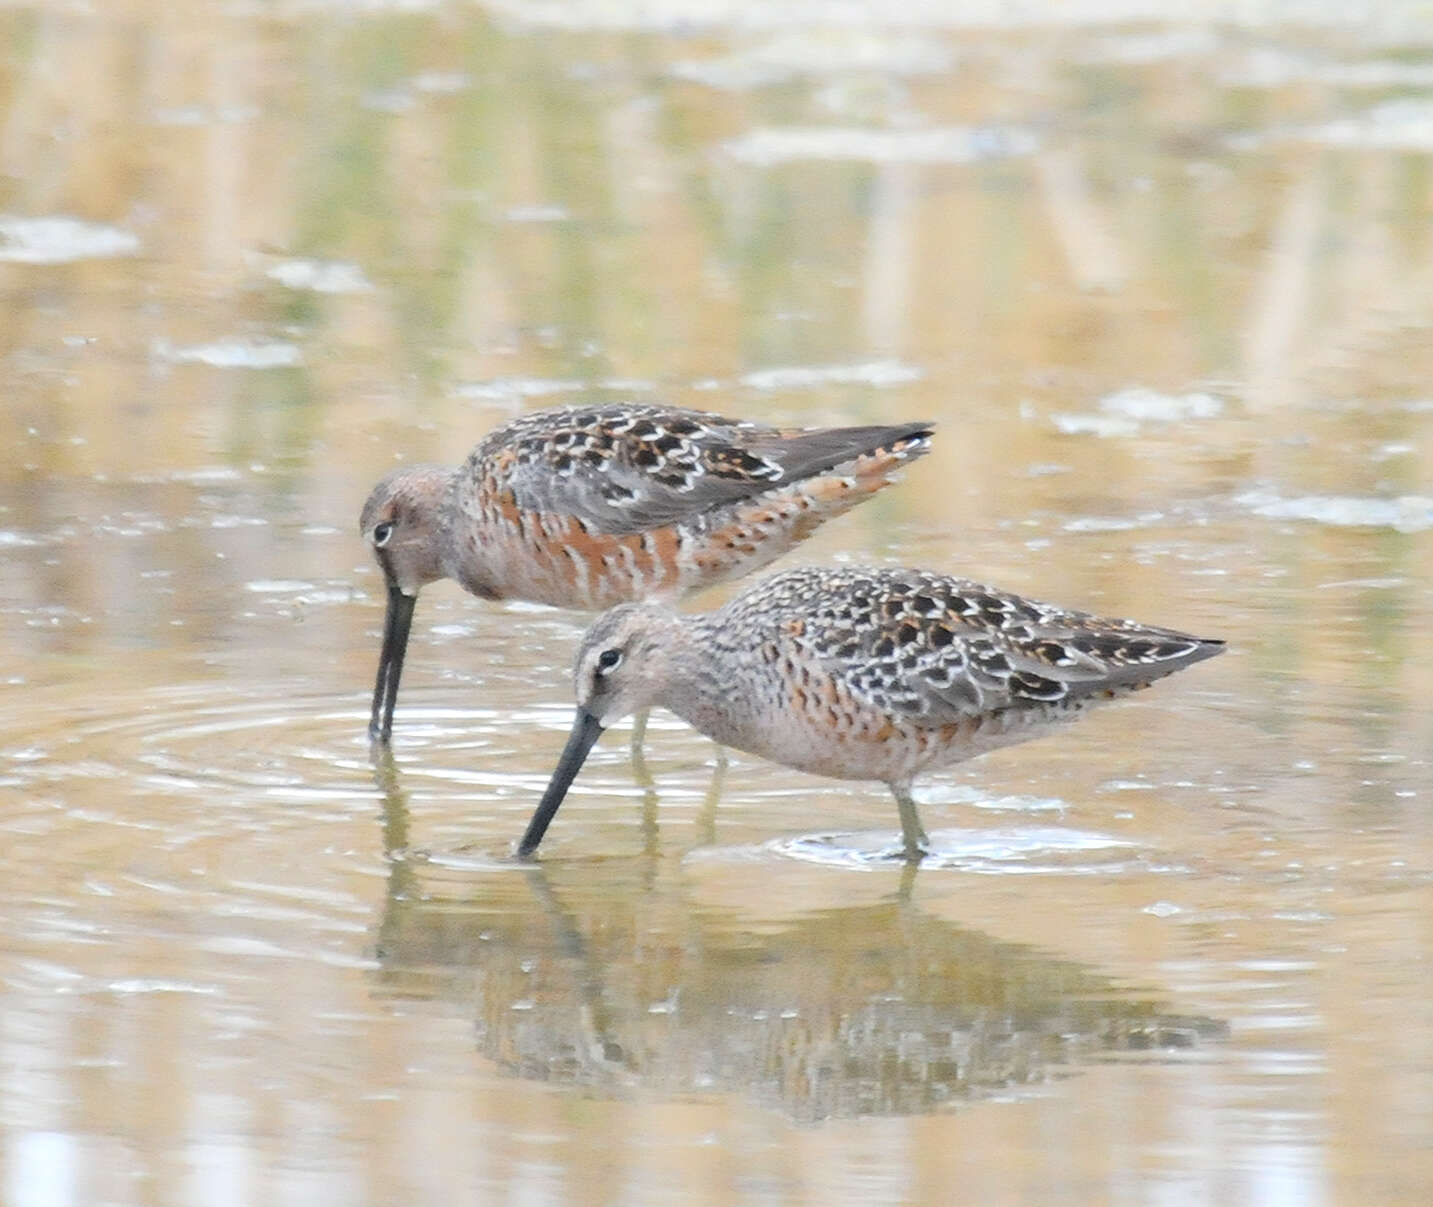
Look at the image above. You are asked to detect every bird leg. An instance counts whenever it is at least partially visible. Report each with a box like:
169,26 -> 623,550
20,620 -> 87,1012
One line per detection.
891,783 -> 930,862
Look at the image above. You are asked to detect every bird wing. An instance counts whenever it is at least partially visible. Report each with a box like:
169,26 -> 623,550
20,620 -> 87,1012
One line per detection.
792,568 -> 1223,727
473,404 -> 932,536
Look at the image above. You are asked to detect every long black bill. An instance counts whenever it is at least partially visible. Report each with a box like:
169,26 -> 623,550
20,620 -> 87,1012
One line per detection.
517,709 -> 606,857
369,582 -> 417,744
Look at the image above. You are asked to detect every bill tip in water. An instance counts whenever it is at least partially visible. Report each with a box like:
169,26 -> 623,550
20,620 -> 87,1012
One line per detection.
517,709 -> 608,856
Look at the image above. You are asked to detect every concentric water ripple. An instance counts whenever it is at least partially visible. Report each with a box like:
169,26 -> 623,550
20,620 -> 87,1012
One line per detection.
3,680 -> 593,805
694,825 -> 1161,875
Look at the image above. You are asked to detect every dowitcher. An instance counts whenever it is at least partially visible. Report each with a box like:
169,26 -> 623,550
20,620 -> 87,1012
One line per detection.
519,566 -> 1223,859
360,406 -> 933,742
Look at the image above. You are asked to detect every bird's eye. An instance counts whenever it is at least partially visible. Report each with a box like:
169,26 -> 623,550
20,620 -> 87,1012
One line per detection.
372,521 -> 395,547
595,648 -> 623,674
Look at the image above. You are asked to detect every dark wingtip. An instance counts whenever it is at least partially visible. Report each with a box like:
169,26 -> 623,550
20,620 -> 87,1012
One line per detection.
895,428 -> 934,465
887,419 -> 935,442
1161,637 -> 1225,672
875,419 -> 935,460
752,419 -> 937,482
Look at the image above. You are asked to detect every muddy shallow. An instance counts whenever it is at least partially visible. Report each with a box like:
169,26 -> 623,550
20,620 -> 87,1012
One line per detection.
3,3 -> 1432,1203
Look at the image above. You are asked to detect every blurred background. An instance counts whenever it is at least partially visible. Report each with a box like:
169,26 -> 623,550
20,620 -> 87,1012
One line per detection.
2,1 -> 1432,1203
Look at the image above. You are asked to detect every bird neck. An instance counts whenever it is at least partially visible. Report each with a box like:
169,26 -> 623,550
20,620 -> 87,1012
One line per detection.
655,613 -> 749,747
434,469 -> 506,600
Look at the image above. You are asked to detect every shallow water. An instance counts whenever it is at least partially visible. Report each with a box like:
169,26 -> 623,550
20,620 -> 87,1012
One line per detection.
3,3 -> 1433,1204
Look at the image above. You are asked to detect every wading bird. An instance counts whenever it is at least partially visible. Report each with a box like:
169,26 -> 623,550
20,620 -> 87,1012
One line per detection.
520,566 -> 1223,860
360,406 -> 933,742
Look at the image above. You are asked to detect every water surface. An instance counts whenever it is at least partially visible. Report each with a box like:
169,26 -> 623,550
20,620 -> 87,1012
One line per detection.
3,3 -> 1433,1204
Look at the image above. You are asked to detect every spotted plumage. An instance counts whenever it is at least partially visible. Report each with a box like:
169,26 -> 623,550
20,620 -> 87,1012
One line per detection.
519,566 -> 1224,860
360,405 -> 933,741
731,568 -> 1216,729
